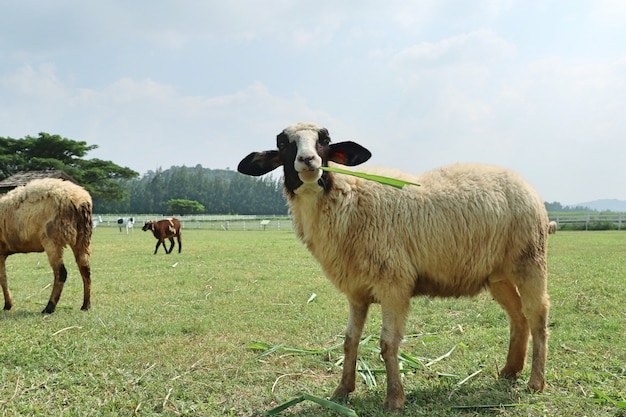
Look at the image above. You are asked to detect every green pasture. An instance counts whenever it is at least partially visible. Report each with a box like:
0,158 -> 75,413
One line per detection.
1,229 -> 625,416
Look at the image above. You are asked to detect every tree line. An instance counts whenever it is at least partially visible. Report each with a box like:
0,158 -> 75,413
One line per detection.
544,201 -> 592,212
93,165 -> 288,215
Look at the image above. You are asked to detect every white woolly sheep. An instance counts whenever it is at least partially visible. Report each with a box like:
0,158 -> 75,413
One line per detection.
0,178 -> 93,314
548,220 -> 557,234
237,122 -> 550,412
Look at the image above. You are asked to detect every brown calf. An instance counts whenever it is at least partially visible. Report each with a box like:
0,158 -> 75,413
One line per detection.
142,218 -> 182,254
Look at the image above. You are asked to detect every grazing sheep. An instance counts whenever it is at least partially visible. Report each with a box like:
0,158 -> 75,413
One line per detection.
548,220 -> 557,234
237,122 -> 550,412
0,178 -> 92,314
142,218 -> 182,254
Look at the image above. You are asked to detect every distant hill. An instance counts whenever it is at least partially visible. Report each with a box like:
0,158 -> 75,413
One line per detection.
575,199 -> 626,212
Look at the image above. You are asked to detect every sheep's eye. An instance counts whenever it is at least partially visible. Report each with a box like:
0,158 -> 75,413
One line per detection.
277,140 -> 288,150
319,136 -> 330,146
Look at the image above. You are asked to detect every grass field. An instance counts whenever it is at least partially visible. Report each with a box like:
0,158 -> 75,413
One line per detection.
1,228 -> 625,416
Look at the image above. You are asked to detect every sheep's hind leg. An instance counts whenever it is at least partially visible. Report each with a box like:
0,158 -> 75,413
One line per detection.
0,257 -> 14,310
517,273 -> 550,392
166,238 -> 175,254
488,278 -> 529,379
43,264 -> 67,314
380,297 -> 409,412
331,300 -> 370,401
72,247 -> 91,310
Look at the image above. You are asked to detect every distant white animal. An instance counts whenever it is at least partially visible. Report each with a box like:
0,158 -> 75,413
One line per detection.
93,215 -> 103,230
117,217 -> 134,234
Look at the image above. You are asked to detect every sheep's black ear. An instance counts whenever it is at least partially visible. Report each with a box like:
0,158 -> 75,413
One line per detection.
237,151 -> 282,176
328,141 -> 372,166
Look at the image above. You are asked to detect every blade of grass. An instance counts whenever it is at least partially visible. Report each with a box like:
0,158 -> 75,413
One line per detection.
266,393 -> 358,416
398,351 -> 427,370
451,403 -> 531,410
357,358 -> 377,389
591,388 -> 626,409
249,341 -> 345,359
455,369 -> 482,387
302,393 -> 359,416
266,395 -> 306,415
425,345 -> 457,367
320,166 -> 420,189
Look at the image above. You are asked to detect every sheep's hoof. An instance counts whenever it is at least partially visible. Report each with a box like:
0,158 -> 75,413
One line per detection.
81,304 -> 90,311
3,302 -> 12,311
330,384 -> 352,401
498,368 -> 521,380
527,376 -> 545,392
42,302 -> 56,314
383,396 -> 405,413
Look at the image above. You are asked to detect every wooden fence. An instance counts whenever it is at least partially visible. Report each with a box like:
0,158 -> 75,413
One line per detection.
95,213 -> 626,232
549,213 -> 625,231
94,214 -> 293,232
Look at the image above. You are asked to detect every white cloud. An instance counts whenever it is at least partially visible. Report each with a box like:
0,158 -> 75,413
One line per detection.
392,29 -> 516,69
1,63 -> 67,98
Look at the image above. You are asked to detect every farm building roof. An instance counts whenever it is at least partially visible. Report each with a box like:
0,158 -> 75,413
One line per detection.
0,170 -> 79,194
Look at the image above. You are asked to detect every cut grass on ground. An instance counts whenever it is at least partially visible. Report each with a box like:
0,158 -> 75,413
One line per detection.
1,229 -> 625,416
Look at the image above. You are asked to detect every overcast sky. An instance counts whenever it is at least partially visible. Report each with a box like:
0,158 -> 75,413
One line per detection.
1,1 -> 625,205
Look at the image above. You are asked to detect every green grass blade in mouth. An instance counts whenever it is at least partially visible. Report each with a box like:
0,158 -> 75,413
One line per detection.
320,166 -> 420,189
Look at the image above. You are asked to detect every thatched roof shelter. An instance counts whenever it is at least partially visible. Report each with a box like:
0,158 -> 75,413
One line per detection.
0,170 -> 79,194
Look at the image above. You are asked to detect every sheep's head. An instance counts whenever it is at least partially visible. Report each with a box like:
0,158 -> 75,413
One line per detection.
141,220 -> 154,231
237,122 -> 371,196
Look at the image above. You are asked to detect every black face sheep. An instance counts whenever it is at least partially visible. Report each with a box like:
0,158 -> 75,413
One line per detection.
237,122 -> 550,412
142,218 -> 182,254
0,178 -> 93,314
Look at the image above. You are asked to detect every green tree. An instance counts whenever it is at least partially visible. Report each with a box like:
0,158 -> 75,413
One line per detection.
0,132 -> 138,200
166,199 -> 205,215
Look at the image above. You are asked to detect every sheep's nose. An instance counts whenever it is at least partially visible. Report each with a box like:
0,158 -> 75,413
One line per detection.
299,155 -> 316,167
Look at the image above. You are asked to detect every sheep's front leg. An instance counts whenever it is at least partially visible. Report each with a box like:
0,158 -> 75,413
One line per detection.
0,256 -> 14,310
380,298 -> 409,412
331,300 -> 370,401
